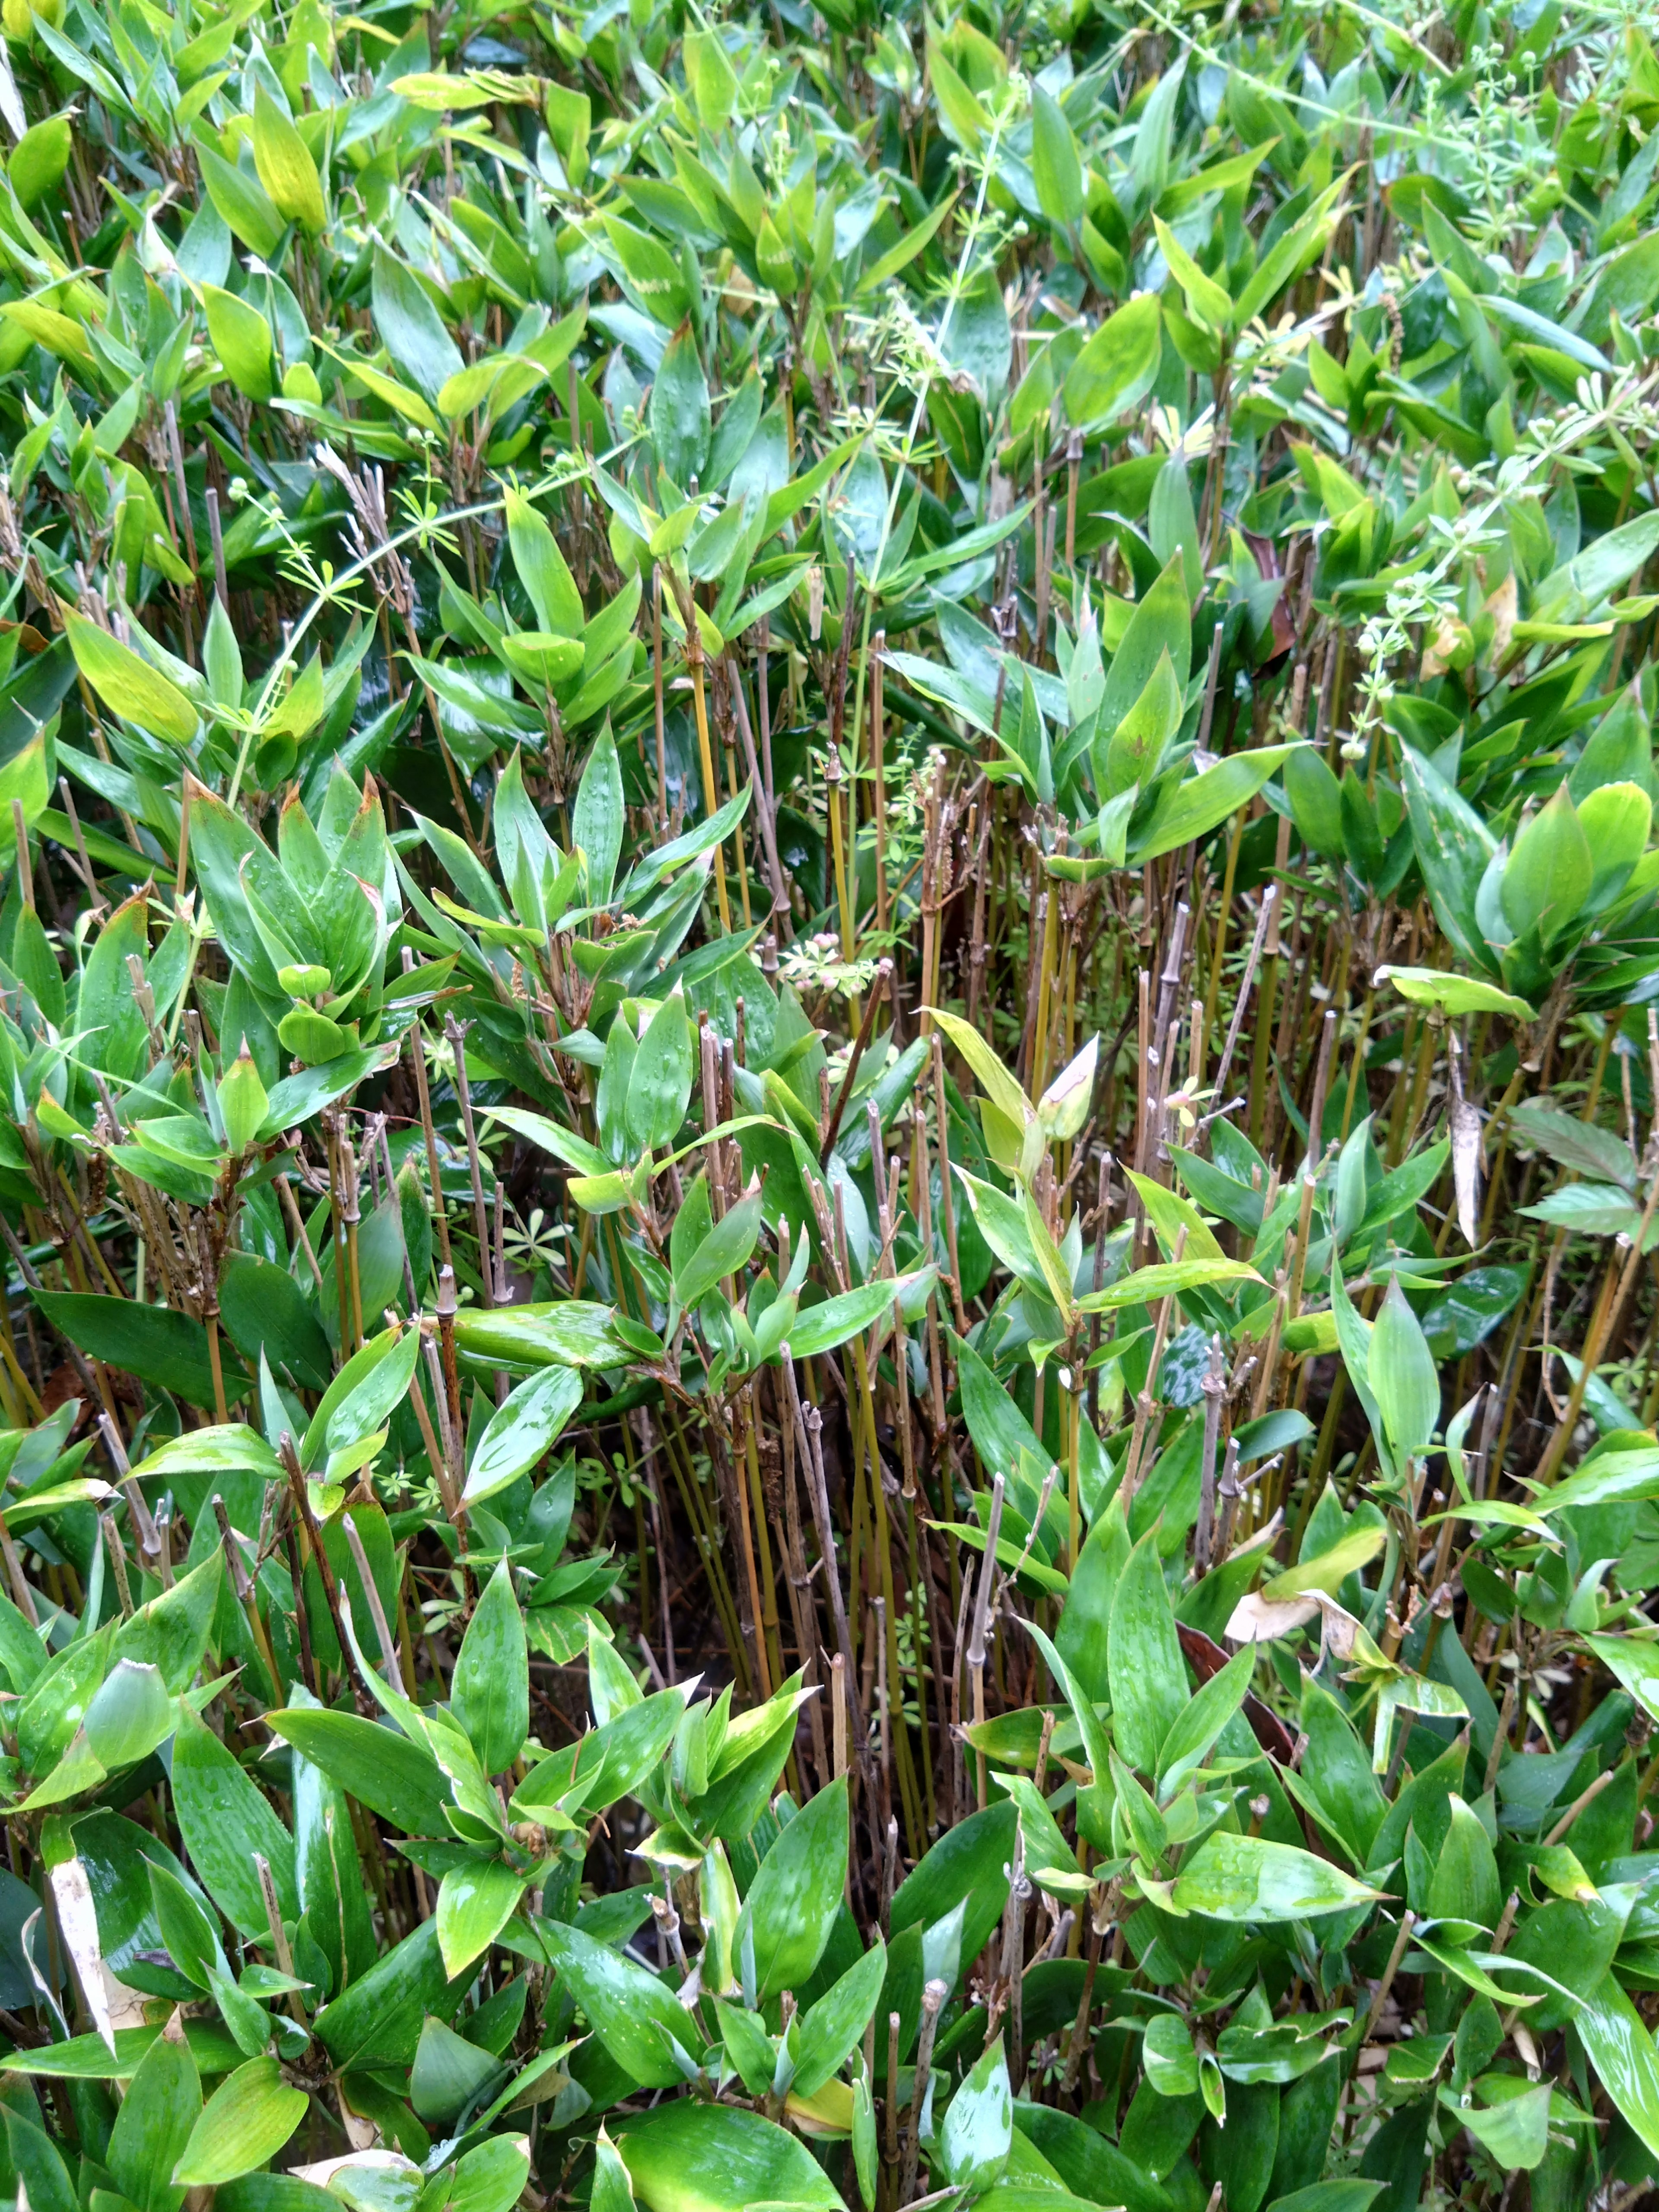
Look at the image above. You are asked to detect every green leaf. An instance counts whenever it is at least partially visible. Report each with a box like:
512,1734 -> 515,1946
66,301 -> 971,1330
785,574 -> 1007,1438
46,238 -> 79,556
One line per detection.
216,2180 -> 340,2212
741,1776 -> 848,2000
170,1705 -> 298,1939
314,1919 -> 454,2072
953,1331 -> 1050,1503
251,85 -> 325,232
1102,649 -> 1183,797
1011,2106 -> 1175,2212
1055,1505 -> 1126,1708
10,115 -> 73,210
1157,1643 -> 1253,1799
1255,2188 -> 1379,2212
941,2035 -> 1013,2193
439,351 -> 548,422
289,1707 -> 395,1998
435,1857 -> 533,1978
1284,743 -> 1344,857
791,1932 -> 887,2096
1077,1256 -> 1262,1311
1579,1972 -> 1659,2162
172,2059 -> 308,2185
1504,782 -> 1596,947
852,2069 -> 877,2210
1401,744 -> 1497,968
84,1660 -> 172,1770
1578,1634 -> 1659,1723
598,216 -> 694,326
1376,966 -> 1535,1020
1143,2013 -> 1198,2096
890,1800 -> 1016,1972
451,1301 -> 626,1370
1031,86 -> 1084,227
0,728 -> 50,835
0,299 -> 94,369
1232,182 -> 1343,325
1369,1278 -> 1439,1465
712,1995 -> 775,2098
587,2129 -> 637,2212
855,190 -> 957,295
784,1269 -> 934,1361
146,1859 -> 225,1993
108,2023 -> 201,2212
267,1706 -> 452,1835
537,1922 -> 703,2088
301,1323 -> 421,1465
1580,778 -> 1652,909
626,988 -> 694,1155
1519,1184 -> 1642,1236
952,1167 -> 1054,1306
1169,1832 -> 1382,1920
452,1561 -> 529,1774
0,2024 -> 238,2083
1265,1526 -> 1386,1601
126,1424 -> 282,1482
448,2136 -> 531,2212
64,607 -> 197,743
1444,2080 -> 1551,2171
219,1253 -> 331,1393
928,1006 -> 1032,1143
573,728 -> 624,904
1109,1528 -> 1189,1776
0,1590 -> 45,1696
322,346 -> 439,431
649,325 -> 712,487
201,283 -> 274,401
683,27 -> 737,127
1001,1772 -> 1080,1889
1022,1621 -> 1111,1790
410,2015 -> 505,2126
1535,509 -> 1659,622
504,486 -> 584,637
1153,216 -> 1231,329
216,1049 -> 267,1157
928,45 -> 988,149
78,889 -> 153,1080
498,631 -> 584,690
619,782 -> 753,898
31,1292 -> 249,1411
616,2102 -> 841,2212
1131,746 -> 1303,864
258,1046 -> 395,1138
675,1190 -> 763,1309
1099,553 -> 1192,741
464,1367 -> 585,1505
1427,1795 -> 1501,1930
197,144 -> 285,259
3,2110 -> 79,2212
1063,292 -> 1163,429
371,245 -> 464,405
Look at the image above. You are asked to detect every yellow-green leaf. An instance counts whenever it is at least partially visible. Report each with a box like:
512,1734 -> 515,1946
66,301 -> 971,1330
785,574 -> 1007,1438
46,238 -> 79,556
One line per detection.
252,84 -> 325,234
172,2058 -> 308,2185
1263,1526 -> 1386,1599
0,730 -> 50,829
320,343 -> 440,432
0,299 -> 93,368
200,283 -> 273,402
64,607 -> 198,744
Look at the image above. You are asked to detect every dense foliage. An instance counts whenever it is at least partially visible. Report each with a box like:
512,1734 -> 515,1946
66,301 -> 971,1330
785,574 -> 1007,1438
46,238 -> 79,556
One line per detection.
1,0 -> 1659,2206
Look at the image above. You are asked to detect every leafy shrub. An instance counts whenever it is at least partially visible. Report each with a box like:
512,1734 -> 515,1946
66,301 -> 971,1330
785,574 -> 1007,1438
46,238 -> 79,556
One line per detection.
0,0 -> 1656,2209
